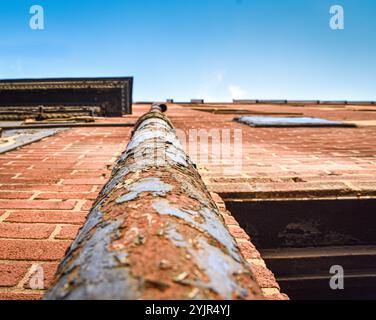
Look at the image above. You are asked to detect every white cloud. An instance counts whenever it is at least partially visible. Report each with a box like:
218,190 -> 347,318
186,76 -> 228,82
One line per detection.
229,85 -> 247,99
197,70 -> 227,102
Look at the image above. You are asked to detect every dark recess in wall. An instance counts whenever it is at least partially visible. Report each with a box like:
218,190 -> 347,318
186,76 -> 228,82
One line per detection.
226,198 -> 376,300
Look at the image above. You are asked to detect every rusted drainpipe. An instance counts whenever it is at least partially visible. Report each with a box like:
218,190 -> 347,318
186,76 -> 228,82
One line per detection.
45,103 -> 263,300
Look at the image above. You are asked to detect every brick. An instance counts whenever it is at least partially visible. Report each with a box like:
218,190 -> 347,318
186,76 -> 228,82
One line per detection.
0,174 -> 17,180
210,192 -> 226,206
237,241 -> 261,260
0,263 -> 31,287
347,181 -> 376,194
72,163 -> 110,169
0,200 -> 77,210
5,211 -> 88,224
222,214 -> 239,226
207,183 -> 253,193
0,178 -> 60,184
63,178 -> 107,185
265,293 -> 290,300
0,223 -> 55,239
0,292 -> 43,300
228,225 -> 250,240
0,192 -> 34,199
251,264 -> 280,290
36,192 -> 98,200
55,225 -> 80,240
0,240 -> 71,261
82,200 -> 94,211
0,185 -> 94,192
15,173 -> 77,180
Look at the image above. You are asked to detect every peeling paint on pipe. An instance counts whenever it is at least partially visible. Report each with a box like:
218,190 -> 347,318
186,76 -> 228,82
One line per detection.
45,103 -> 263,300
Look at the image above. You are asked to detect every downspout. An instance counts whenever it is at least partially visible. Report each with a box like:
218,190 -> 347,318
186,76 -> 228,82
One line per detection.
45,103 -> 263,300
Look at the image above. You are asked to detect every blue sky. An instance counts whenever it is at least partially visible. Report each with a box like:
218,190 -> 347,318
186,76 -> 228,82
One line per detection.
0,0 -> 375,101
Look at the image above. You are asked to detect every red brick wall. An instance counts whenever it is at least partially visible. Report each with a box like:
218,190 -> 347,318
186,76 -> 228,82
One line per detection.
2,102 -> 375,299
0,127 -> 131,299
